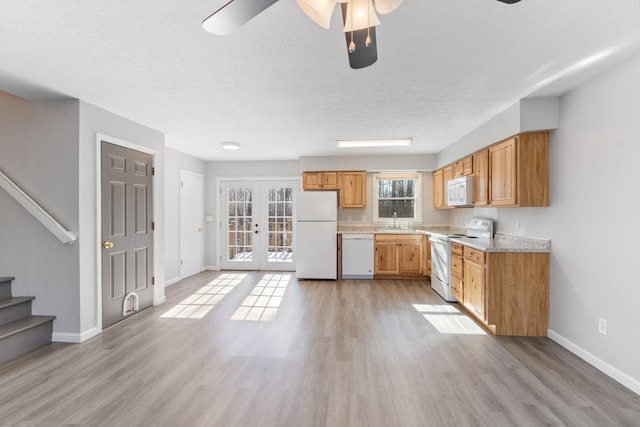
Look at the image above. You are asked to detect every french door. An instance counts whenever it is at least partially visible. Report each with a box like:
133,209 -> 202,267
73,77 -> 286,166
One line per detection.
221,180 -> 297,271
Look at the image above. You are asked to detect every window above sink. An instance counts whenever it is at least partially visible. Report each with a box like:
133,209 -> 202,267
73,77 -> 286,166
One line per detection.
373,173 -> 422,225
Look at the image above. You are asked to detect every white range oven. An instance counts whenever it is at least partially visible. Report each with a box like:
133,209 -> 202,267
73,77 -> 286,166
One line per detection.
430,218 -> 494,302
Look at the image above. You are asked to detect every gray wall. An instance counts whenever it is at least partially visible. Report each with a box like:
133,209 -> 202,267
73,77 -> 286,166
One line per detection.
165,148 -> 206,282
78,101 -> 166,338
440,51 -> 640,392
0,92 -> 81,334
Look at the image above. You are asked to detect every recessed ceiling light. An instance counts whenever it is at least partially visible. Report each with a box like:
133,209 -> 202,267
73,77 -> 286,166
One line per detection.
336,138 -> 412,148
221,141 -> 241,150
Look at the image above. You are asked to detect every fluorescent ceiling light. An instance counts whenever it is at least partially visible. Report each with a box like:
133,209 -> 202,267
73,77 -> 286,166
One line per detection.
221,141 -> 241,150
336,138 -> 412,148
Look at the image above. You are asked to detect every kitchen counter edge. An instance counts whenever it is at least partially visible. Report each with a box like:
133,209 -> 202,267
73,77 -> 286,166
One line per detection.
337,227 -> 551,253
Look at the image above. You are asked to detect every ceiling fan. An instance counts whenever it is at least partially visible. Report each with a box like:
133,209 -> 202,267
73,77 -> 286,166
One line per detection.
202,0 -> 522,70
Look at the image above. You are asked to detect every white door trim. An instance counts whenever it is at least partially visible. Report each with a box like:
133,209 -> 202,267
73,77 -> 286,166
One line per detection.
215,176 -> 301,271
94,132 -> 160,334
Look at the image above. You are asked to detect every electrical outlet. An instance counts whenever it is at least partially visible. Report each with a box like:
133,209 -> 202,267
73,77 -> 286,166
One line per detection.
347,216 -> 352,223
362,215 -> 367,222
514,219 -> 520,230
598,318 -> 608,335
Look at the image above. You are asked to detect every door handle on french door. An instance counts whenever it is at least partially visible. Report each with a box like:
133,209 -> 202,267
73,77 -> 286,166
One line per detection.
103,241 -> 114,249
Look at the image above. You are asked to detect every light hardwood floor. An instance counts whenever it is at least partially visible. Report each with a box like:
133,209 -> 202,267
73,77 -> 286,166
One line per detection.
0,271 -> 638,426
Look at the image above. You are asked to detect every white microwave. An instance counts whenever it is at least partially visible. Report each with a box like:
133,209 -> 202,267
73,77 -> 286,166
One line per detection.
447,176 -> 474,207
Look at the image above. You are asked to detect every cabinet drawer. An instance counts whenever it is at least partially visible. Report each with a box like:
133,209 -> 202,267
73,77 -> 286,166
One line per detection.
451,254 -> 463,278
464,247 -> 486,264
375,234 -> 422,244
451,242 -> 463,256
451,276 -> 463,301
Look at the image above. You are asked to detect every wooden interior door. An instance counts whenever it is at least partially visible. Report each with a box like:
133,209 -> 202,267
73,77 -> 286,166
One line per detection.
101,141 -> 154,328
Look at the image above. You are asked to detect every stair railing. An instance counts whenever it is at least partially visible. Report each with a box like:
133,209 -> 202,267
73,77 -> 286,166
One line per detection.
0,169 -> 77,245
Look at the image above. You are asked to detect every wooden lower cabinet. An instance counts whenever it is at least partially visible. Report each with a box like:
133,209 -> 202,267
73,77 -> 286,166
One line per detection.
423,235 -> 431,277
460,246 -> 549,336
463,260 -> 485,319
374,234 -> 423,278
451,243 -> 464,302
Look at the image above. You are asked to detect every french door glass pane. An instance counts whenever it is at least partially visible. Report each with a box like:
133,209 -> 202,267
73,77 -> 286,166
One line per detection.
267,186 -> 294,263
227,187 -> 254,261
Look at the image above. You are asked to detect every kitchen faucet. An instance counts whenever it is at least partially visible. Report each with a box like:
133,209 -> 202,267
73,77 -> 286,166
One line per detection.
393,212 -> 397,228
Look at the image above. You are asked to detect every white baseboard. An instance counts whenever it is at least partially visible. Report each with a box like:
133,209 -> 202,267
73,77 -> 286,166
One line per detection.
52,327 -> 99,344
548,329 -> 640,396
203,266 -> 220,271
164,276 -> 182,287
155,296 -> 166,305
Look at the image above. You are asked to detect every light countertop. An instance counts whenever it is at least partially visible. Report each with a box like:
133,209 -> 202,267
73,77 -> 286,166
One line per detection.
337,225 -> 551,253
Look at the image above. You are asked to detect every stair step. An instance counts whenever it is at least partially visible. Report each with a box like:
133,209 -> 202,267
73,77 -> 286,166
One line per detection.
0,297 -> 36,326
0,277 -> 14,300
0,315 -> 56,365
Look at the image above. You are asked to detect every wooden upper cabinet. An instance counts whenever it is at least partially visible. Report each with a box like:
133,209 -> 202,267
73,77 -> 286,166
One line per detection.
488,132 -> 549,207
489,138 -> 518,206
453,156 -> 473,177
473,149 -> 489,206
302,171 -> 339,190
433,168 -> 445,209
340,171 -> 366,208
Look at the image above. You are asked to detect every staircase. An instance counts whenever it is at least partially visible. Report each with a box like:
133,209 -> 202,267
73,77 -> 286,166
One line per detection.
0,277 -> 56,365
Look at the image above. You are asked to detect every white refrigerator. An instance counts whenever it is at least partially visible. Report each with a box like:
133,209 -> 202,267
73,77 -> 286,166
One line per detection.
295,191 -> 337,279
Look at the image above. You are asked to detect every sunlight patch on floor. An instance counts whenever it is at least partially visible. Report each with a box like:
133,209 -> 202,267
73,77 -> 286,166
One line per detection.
412,304 -> 486,335
161,273 -> 248,319
230,273 -> 291,322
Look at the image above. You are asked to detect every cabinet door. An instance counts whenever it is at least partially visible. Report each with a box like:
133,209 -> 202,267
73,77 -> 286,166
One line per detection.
462,156 -> 473,176
374,241 -> 399,275
340,171 -> 366,208
321,172 -> 339,189
423,236 -> 431,277
433,169 -> 445,209
399,242 -> 422,276
463,261 -> 486,319
453,161 -> 464,178
489,138 -> 517,206
302,172 -> 322,190
473,150 -> 489,206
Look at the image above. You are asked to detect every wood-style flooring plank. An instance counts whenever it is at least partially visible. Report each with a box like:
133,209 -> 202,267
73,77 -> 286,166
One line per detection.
0,271 -> 638,426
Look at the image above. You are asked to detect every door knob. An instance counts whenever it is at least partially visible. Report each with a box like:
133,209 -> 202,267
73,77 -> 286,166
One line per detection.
103,241 -> 114,249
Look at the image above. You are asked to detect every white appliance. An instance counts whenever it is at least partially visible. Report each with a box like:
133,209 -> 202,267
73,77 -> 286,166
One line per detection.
430,217 -> 494,302
295,191 -> 337,279
342,234 -> 374,279
447,176 -> 474,207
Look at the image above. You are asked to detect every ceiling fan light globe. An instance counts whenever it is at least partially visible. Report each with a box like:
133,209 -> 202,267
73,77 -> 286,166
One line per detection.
343,0 -> 381,32
372,0 -> 404,15
296,0 -> 337,29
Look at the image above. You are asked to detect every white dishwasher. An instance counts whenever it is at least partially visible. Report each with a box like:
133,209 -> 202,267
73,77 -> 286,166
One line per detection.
341,234 -> 374,279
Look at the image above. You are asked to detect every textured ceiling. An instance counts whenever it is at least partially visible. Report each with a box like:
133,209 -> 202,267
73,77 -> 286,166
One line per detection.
1,0 -> 639,160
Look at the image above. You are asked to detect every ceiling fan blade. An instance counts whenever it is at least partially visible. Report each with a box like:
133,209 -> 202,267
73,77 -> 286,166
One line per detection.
341,4 -> 378,69
495,0 -> 521,3
202,0 -> 280,35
